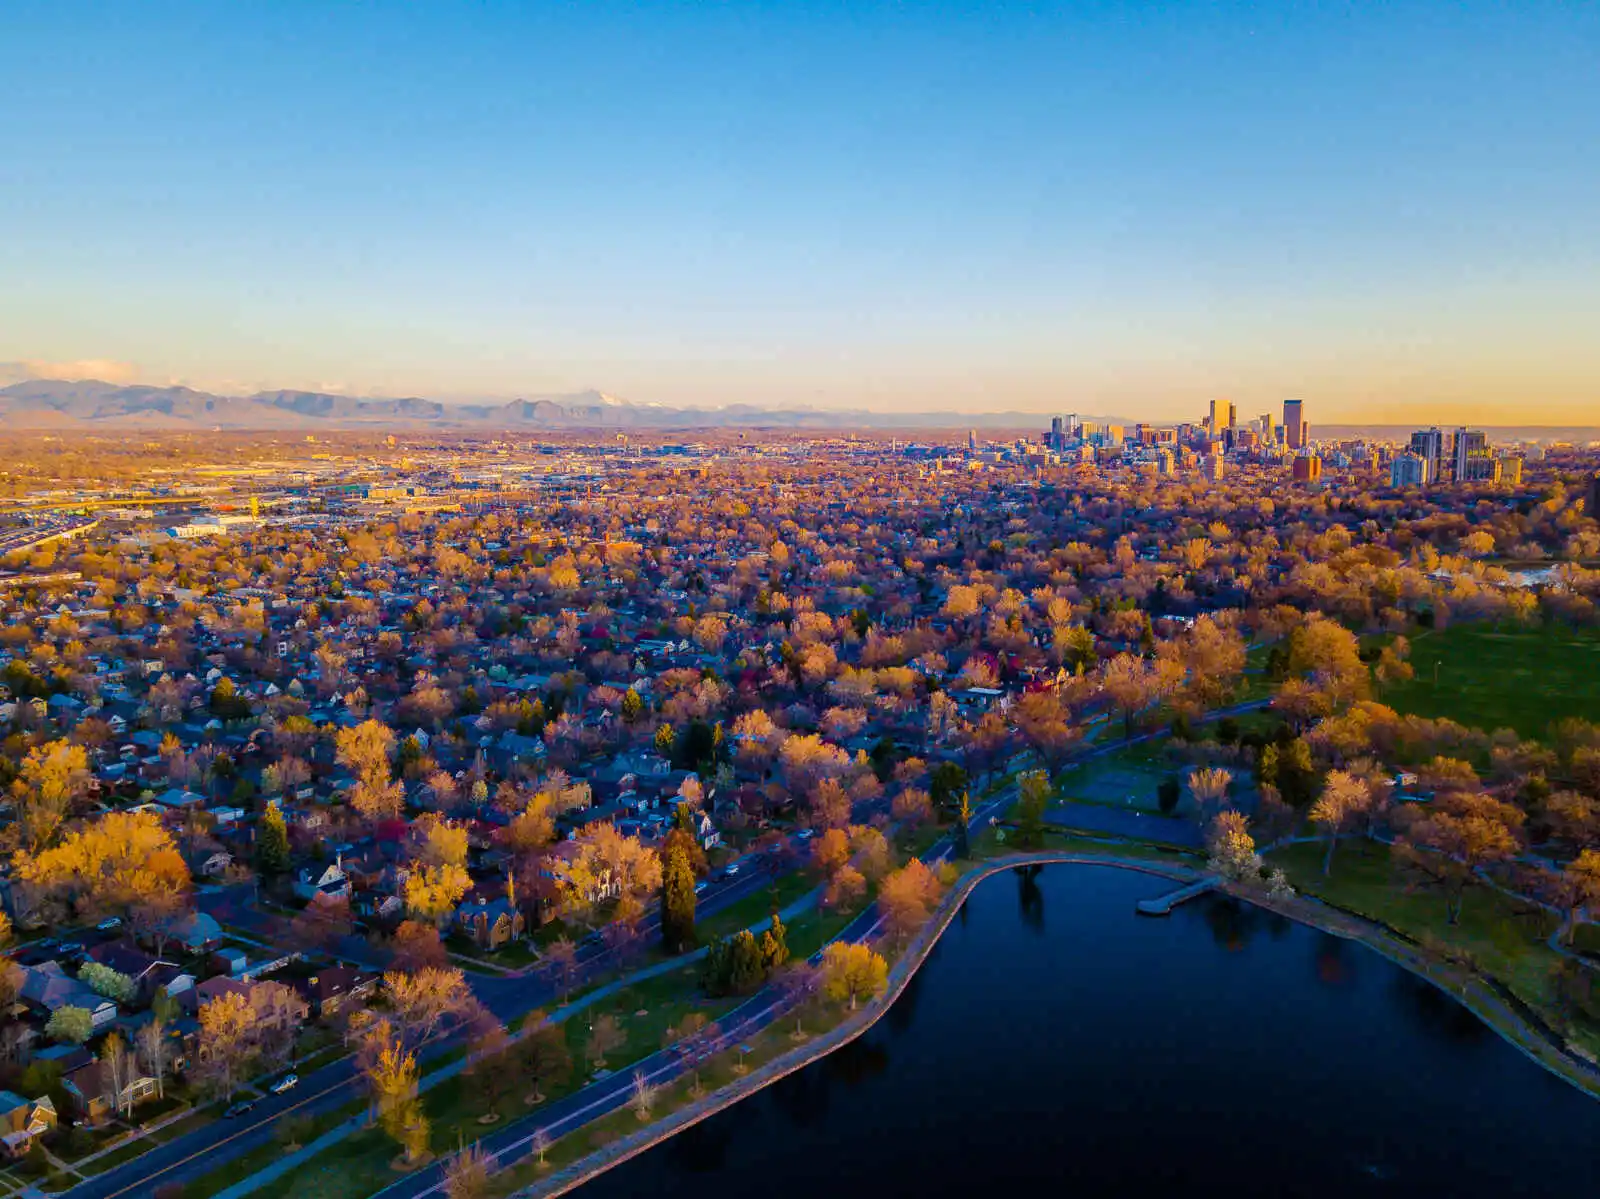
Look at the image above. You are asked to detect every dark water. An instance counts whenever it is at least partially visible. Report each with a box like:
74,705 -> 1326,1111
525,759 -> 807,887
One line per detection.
578,865 -> 1600,1198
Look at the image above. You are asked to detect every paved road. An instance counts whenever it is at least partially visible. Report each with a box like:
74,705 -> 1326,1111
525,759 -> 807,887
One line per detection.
60,858 -> 790,1199
365,788 -> 1021,1199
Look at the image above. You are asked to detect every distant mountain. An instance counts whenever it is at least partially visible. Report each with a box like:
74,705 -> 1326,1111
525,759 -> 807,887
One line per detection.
0,379 -> 1112,432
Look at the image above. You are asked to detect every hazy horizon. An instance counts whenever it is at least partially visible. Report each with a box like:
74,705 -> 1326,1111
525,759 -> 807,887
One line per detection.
5,3 -> 1599,423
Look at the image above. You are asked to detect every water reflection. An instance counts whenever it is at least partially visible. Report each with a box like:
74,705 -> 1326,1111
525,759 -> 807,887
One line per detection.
1313,933 -> 1356,990
823,1031 -> 890,1086
1016,864 -> 1046,934
1388,971 -> 1491,1046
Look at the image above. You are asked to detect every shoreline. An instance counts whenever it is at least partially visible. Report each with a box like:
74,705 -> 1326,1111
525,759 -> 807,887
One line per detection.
509,848 -> 1600,1198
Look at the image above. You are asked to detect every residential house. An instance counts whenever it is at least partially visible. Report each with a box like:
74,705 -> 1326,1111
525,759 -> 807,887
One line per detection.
293,861 -> 351,902
0,1091 -> 56,1158
453,896 -> 525,951
18,963 -> 118,1030
293,966 -> 377,1021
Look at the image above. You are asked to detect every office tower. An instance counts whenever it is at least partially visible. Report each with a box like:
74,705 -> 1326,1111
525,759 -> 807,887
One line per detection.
1050,416 -> 1064,450
1409,428 -> 1445,483
1451,427 -> 1493,482
1259,413 -> 1274,443
1390,453 -> 1429,487
1202,453 -> 1225,481
1499,457 -> 1523,486
1155,448 -> 1175,476
967,429 -> 977,452
1291,453 -> 1322,483
1208,399 -> 1236,440
1283,399 -> 1307,451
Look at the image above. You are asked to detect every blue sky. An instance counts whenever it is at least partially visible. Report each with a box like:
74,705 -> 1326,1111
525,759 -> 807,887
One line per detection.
3,2 -> 1598,420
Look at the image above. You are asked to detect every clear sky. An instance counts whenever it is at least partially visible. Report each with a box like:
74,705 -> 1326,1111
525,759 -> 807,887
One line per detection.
3,2 -> 1598,422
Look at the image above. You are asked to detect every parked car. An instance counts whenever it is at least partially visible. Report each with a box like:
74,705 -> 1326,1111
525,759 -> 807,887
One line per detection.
224,1100 -> 255,1118
95,917 -> 123,935
724,862 -> 742,877
269,1074 -> 299,1095
796,829 -> 815,841
694,882 -> 708,895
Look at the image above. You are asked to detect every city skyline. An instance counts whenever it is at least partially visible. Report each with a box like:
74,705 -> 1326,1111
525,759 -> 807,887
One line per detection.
5,3 -> 1600,422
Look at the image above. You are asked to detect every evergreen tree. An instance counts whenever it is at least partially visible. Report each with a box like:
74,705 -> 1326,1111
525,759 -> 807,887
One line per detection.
661,842 -> 697,954
1014,770 -> 1049,849
258,802 -> 290,874
726,930 -> 766,993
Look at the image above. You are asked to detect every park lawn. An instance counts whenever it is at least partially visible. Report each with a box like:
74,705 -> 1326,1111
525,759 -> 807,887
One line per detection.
692,872 -> 817,943
1268,840 -> 1596,1052
1379,622 -> 1600,741
1054,743 -> 1173,812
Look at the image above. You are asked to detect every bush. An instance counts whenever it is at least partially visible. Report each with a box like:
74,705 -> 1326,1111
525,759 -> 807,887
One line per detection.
1157,777 -> 1181,815
1216,717 -> 1240,745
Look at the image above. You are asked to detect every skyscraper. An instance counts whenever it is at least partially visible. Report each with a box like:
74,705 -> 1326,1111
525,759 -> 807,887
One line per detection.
967,429 -> 977,452
1208,398 -> 1235,440
1391,453 -> 1429,488
1409,428 -> 1445,484
1451,428 -> 1493,482
1283,399 -> 1307,451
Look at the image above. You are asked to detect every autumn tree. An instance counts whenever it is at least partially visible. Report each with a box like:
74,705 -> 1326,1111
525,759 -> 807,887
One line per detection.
1206,811 -> 1261,882
1310,771 -> 1373,875
337,718 -> 403,820
877,859 -> 943,944
1102,654 -> 1180,740
197,990 -> 258,1098
1392,791 -> 1524,925
14,739 -> 90,851
361,1021 -> 429,1166
516,1016 -> 572,1104
586,1013 -> 625,1070
12,809 -> 190,923
404,863 -> 472,925
820,941 -> 888,1010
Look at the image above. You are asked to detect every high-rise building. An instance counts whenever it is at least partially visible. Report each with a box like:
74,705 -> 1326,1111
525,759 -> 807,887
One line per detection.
1050,416 -> 1064,450
1390,453 -> 1429,488
1452,427 -> 1494,482
1155,448 -> 1175,476
1409,428 -> 1445,484
1291,454 -> 1322,483
1283,399 -> 1307,451
1202,452 -> 1225,481
967,429 -> 977,453
1500,457 -> 1523,486
1259,413 -> 1275,444
1208,399 -> 1236,440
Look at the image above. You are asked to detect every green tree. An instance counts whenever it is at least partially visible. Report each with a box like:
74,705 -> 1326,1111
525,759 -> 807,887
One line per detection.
660,841 -> 697,954
47,1006 -> 93,1044
258,801 -> 291,874
1014,770 -> 1050,849
930,762 -> 968,813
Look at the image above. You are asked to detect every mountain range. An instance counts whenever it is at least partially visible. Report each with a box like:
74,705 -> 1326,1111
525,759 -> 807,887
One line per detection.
0,379 -> 1086,432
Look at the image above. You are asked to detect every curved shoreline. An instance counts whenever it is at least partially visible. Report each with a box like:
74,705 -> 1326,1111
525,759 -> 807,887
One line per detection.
511,849 -> 1600,1198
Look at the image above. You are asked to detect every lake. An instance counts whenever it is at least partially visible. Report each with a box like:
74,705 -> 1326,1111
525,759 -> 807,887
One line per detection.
575,864 -> 1600,1198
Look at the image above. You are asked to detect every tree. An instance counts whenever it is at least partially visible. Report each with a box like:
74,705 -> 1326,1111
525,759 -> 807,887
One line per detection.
362,1022 -> 428,1166
1206,811 -> 1261,882
16,739 -> 90,851
891,787 -> 932,831
621,687 -> 644,724
823,864 -> 866,911
289,892 -> 354,956
516,1019 -> 572,1104
1310,771 -> 1372,875
467,1024 -> 514,1118
443,1140 -> 495,1199
1102,654 -> 1179,740
586,1013 -> 625,1070
929,761 -> 968,814
336,719 -> 403,820
759,913 -> 789,973
1188,767 -> 1233,822
630,1069 -> 657,1121
12,809 -> 190,921
820,941 -> 888,1010
80,961 -> 135,1004
384,967 -> 480,1050
774,960 -> 821,1036
197,990 -> 258,1098
47,1006 -> 93,1045
1157,776 -> 1181,814
1014,769 -> 1050,849
660,841 -> 697,954
1562,851 -> 1600,943
544,936 -> 579,1001
878,859 -> 942,944
391,920 -> 448,973
101,1030 -> 140,1118
701,929 -> 768,995
137,1012 -> 172,1100
258,802 -> 290,874
404,863 -> 472,925
1392,791 -> 1524,925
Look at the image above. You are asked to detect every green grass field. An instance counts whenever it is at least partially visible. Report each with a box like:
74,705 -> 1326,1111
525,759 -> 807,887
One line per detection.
1379,623 -> 1600,741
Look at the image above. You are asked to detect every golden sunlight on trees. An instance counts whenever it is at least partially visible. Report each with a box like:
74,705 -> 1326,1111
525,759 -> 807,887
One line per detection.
820,941 -> 888,1010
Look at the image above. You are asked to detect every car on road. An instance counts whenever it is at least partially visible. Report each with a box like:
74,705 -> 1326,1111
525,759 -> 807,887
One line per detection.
95,917 -> 123,935
269,1074 -> 299,1094
694,882 -> 708,894
724,862 -> 742,877
796,828 -> 815,841
224,1100 -> 255,1118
